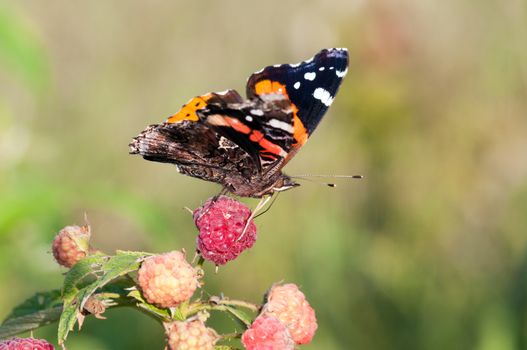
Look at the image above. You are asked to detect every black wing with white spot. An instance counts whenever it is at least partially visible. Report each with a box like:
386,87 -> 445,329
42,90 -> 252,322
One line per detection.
246,48 -> 349,136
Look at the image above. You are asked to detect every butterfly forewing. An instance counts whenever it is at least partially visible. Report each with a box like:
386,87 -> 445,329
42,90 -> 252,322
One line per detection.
246,48 -> 349,145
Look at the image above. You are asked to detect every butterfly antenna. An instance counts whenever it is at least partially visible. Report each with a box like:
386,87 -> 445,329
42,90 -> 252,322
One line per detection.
292,174 -> 364,179
291,174 -> 363,188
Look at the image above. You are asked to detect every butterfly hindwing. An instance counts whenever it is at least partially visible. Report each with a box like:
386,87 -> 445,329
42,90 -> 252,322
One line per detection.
197,94 -> 295,172
130,89 -> 259,180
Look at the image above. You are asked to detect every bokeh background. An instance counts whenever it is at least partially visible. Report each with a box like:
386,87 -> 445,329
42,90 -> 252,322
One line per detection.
1,0 -> 527,349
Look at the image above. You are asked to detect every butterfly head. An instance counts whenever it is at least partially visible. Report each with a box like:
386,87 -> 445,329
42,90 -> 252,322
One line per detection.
270,173 -> 299,194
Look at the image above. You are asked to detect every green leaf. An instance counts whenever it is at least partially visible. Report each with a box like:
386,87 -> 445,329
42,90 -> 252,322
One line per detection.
223,306 -> 252,329
57,251 -> 150,345
215,346 -> 239,350
62,254 -> 108,300
128,289 -> 171,321
56,298 -> 78,345
76,251 -> 148,310
0,290 -> 62,340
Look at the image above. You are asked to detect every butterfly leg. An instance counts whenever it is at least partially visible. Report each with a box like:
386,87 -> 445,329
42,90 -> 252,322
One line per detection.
238,195 -> 272,241
211,187 -> 229,203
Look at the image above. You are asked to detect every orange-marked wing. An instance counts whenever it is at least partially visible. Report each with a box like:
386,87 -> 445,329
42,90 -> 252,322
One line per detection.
246,48 -> 349,153
166,90 -> 243,123
198,95 -> 295,173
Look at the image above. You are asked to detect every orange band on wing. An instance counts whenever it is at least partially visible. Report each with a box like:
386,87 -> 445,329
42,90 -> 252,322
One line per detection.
167,94 -> 212,123
259,138 -> 286,157
249,130 -> 263,142
254,80 -> 308,148
225,117 -> 251,134
291,105 -> 308,148
254,80 -> 287,96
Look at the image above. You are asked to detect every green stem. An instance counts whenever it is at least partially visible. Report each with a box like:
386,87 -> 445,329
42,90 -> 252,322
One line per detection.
215,299 -> 259,312
220,332 -> 242,340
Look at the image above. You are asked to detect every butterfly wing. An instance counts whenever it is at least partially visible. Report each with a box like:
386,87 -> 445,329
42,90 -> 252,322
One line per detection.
129,90 -> 259,186
197,94 -> 295,173
246,48 -> 349,153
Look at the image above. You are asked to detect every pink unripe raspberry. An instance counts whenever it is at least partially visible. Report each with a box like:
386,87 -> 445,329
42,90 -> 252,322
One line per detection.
0,337 -> 54,350
166,319 -> 218,350
262,283 -> 318,345
137,251 -> 199,308
193,196 -> 257,265
52,225 -> 91,268
242,315 -> 295,350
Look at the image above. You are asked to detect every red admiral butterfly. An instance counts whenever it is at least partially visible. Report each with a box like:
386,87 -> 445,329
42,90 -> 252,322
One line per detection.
130,48 -> 349,198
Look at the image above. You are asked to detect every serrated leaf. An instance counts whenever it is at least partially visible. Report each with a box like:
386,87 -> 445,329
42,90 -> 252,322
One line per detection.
62,254 -> 108,300
57,299 -> 78,345
57,251 -> 149,345
128,289 -> 171,320
77,251 -> 147,309
0,290 -> 62,340
224,306 -> 252,328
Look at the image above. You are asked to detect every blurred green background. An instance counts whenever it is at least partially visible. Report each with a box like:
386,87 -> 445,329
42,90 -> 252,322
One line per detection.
1,1 -> 527,349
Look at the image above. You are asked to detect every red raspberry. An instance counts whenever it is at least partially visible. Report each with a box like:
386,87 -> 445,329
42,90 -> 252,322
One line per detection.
52,225 -> 91,268
166,319 -> 218,350
242,315 -> 295,350
0,337 -> 54,350
137,251 -> 199,308
262,283 -> 318,345
193,196 -> 257,265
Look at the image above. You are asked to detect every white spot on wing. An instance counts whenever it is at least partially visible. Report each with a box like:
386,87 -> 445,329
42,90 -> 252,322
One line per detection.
329,67 -> 334,70
250,109 -> 264,116
217,90 -> 230,95
219,136 -> 237,150
319,67 -> 325,71
313,88 -> 334,107
290,62 -> 301,68
293,82 -> 301,89
304,72 -> 316,81
268,119 -> 294,133
336,68 -> 348,78
245,115 -> 253,122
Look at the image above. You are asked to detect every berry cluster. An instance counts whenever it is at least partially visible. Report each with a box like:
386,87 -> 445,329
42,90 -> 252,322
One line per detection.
0,337 -> 54,350
51,225 -> 91,268
166,319 -> 218,350
194,196 -> 257,265
242,283 -> 318,349
11,196 -> 319,349
137,251 -> 199,308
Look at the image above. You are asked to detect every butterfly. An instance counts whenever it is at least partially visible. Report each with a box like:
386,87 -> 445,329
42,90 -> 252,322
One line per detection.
130,48 -> 349,198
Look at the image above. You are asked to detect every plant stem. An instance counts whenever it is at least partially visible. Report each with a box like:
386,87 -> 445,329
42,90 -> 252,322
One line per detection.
220,332 -> 242,340
216,299 -> 259,312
